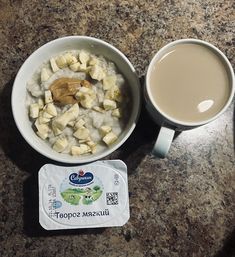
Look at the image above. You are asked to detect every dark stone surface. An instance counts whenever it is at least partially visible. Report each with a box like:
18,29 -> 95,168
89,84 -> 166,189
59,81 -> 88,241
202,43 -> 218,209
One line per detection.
0,1 -> 234,257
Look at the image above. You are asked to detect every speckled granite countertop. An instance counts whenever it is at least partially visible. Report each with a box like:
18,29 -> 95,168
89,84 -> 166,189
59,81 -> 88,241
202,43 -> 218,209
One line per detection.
0,1 -> 234,257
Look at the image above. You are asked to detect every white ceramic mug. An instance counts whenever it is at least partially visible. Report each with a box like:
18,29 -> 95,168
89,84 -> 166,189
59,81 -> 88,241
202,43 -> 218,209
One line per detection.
144,39 -> 235,158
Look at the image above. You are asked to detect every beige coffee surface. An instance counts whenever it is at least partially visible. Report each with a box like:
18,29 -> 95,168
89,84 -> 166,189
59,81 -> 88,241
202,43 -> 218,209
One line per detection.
149,43 -> 231,123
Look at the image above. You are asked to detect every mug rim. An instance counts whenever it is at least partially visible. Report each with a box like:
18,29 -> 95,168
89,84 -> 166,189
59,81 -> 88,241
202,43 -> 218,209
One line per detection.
146,38 -> 235,127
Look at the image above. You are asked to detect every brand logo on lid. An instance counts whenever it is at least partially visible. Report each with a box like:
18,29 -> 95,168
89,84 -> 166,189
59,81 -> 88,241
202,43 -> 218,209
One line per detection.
69,170 -> 94,185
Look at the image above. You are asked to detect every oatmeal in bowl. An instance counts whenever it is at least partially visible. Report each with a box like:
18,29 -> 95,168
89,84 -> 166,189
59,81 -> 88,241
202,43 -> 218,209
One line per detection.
27,49 -> 130,156
12,36 -> 141,163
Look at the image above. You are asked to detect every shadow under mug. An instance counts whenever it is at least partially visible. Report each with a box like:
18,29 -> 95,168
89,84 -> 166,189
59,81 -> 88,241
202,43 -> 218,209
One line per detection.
144,38 -> 235,158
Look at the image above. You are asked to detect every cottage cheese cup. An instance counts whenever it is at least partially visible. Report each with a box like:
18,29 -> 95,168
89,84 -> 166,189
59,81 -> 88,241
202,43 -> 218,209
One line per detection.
39,160 -> 129,229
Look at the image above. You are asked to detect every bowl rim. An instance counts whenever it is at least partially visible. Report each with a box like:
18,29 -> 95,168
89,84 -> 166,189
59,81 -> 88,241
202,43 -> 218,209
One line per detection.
11,36 -> 141,163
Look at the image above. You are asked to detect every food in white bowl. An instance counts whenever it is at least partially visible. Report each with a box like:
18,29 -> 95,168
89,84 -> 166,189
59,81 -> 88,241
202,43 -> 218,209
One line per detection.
11,36 -> 141,163
26,49 -> 130,156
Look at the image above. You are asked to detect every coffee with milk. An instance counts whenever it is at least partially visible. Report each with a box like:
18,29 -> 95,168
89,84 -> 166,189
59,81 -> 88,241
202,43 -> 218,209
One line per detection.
148,43 -> 231,123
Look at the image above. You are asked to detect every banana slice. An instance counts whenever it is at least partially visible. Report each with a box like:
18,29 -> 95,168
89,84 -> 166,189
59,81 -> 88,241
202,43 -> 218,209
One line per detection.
76,86 -> 97,109
35,120 -> 50,139
38,114 -> 51,124
35,119 -> 49,132
29,103 -> 39,118
53,136 -> 68,152
74,119 -> 86,129
92,106 -> 105,113
52,124 -> 63,136
76,92 -> 94,109
103,99 -> 117,110
78,138 -> 90,144
38,98 -> 44,110
78,87 -> 93,95
42,111 -> 53,119
79,63 -> 87,71
37,131 -> 48,140
71,144 -> 91,155
103,132 -> 118,145
79,51 -> 90,64
45,90 -> 53,104
69,62 -> 81,72
73,127 -> 89,140
89,57 -> 99,66
81,95 -> 94,109
56,56 -> 67,68
112,108 -> 121,118
50,58 -> 60,72
103,75 -> 116,90
53,103 -> 79,130
68,120 -> 76,127
38,116 -> 50,124
87,140 -> 97,153
89,65 -> 106,81
68,103 -> 80,117
99,125 -> 112,136
105,85 -> 122,102
45,103 -> 57,117
42,105 -> 53,117
64,53 -> 77,65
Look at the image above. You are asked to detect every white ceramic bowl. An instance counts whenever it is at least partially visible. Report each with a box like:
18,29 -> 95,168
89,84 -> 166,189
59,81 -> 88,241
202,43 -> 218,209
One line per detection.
11,36 -> 141,163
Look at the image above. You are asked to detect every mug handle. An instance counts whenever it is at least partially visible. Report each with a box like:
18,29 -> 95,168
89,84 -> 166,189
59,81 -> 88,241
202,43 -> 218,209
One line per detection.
152,127 -> 175,158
